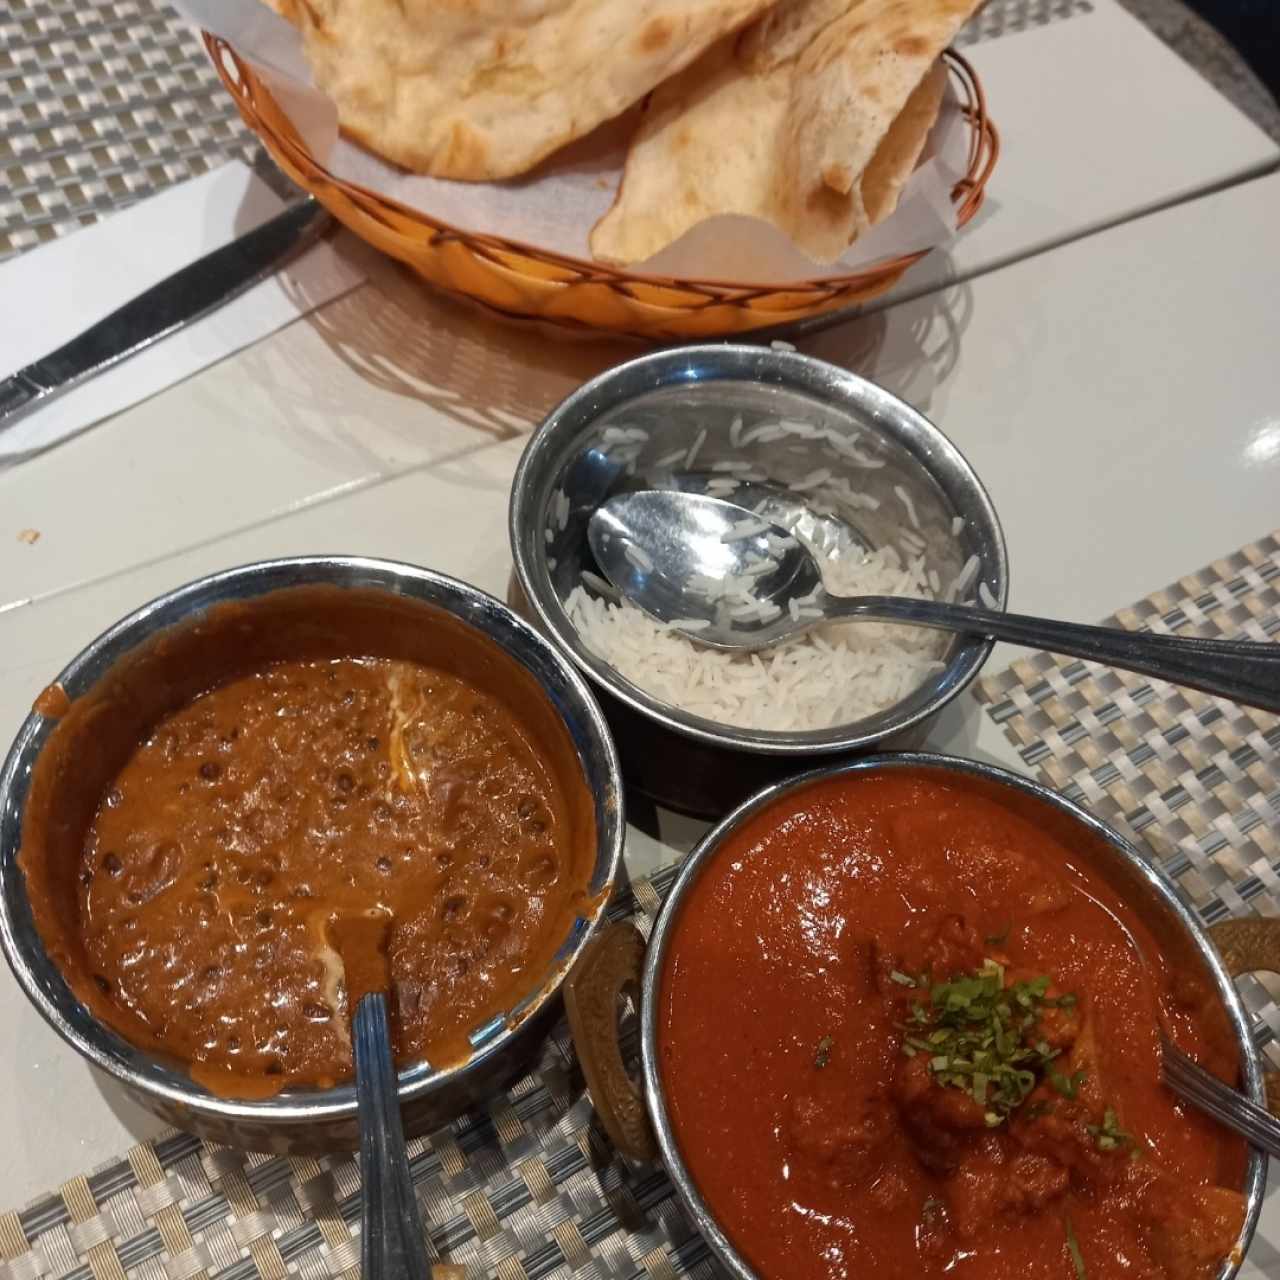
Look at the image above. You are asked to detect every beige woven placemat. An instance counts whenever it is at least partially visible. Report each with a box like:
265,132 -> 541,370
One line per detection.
974,530 -> 1280,1068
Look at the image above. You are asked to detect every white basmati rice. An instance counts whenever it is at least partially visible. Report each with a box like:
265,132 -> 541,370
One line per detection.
951,515 -> 965,537
741,421 -> 786,446
624,542 -> 653,572
770,339 -> 797,352
685,428 -> 707,470
721,518 -> 769,542
655,448 -> 686,468
894,484 -> 921,530
602,425 -> 648,444
978,582 -> 999,609
553,489 -> 570,531
793,468 -> 833,493
580,570 -> 618,599
565,538 -> 946,732
846,446 -> 886,469
948,553 -> 980,602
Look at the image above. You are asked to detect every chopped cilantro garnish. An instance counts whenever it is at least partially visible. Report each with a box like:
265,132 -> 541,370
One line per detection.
814,1035 -> 833,1069
897,959 -> 1077,1124
1087,1106 -> 1133,1152
1050,1069 -> 1088,1100
1064,1217 -> 1087,1280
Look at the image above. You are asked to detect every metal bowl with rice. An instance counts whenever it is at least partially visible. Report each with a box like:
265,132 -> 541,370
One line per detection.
509,344 -> 1007,816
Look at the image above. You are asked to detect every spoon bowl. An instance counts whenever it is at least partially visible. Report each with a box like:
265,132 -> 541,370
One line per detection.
588,490 -> 824,652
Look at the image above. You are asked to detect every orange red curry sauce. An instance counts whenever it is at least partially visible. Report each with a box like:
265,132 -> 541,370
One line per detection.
658,771 -> 1247,1280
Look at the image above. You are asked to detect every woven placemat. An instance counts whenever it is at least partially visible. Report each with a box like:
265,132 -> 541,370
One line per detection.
0,0 -> 1095,263
975,530 -> 1280,1069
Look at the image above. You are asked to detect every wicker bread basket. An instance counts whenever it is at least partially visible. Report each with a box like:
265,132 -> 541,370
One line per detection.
206,36 -> 998,341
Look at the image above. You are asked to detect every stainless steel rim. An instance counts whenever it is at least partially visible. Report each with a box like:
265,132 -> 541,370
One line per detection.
0,556 -> 625,1126
638,752 -> 1266,1280
510,344 -> 1009,756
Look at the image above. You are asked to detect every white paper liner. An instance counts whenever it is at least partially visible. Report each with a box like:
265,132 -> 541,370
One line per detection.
182,0 -> 968,285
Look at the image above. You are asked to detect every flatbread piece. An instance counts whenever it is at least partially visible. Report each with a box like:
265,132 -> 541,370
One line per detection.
592,0 -> 958,265
283,0 -> 781,180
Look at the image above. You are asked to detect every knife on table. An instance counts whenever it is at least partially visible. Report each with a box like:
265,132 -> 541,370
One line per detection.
0,195 -> 332,435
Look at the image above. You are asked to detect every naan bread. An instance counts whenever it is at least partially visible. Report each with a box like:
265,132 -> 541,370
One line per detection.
859,58 -> 947,225
284,0 -> 780,180
591,0 -> 846,264
774,0 -> 983,257
591,0 -> 953,265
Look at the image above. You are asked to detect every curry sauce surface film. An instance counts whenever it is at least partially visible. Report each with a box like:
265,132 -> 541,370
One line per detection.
76,654 -> 585,1090
659,772 -> 1248,1280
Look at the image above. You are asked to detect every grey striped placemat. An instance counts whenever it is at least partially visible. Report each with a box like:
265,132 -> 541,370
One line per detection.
975,530 -> 1280,1069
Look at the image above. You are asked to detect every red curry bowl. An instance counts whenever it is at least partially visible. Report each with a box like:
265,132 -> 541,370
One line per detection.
633,754 -> 1270,1280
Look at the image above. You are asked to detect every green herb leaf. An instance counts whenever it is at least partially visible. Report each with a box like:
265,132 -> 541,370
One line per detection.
1086,1106 -> 1133,1152
814,1035 -> 834,1069
898,960 -> 1079,1125
1050,1069 -> 1087,1100
1064,1217 -> 1087,1280
889,970 -> 917,987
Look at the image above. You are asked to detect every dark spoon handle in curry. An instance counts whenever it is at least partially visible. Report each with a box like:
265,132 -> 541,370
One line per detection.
821,594 -> 1280,714
353,993 -> 430,1280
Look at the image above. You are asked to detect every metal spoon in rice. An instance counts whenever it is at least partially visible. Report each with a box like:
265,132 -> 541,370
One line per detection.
587,491 -> 1280,714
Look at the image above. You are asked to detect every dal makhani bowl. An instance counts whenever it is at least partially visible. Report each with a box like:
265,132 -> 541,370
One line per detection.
510,345 -> 1008,817
0,557 -> 623,1152
585,755 -> 1270,1280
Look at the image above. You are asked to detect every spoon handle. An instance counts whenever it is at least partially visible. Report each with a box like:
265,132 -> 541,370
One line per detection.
825,595 -> 1280,714
353,993 -> 431,1280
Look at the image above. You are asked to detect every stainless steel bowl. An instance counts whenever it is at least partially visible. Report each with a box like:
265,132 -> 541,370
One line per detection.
510,344 -> 1007,815
639,753 -> 1267,1280
0,556 -> 624,1153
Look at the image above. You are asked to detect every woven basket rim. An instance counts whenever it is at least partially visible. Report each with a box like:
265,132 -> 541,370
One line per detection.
207,35 -> 998,297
